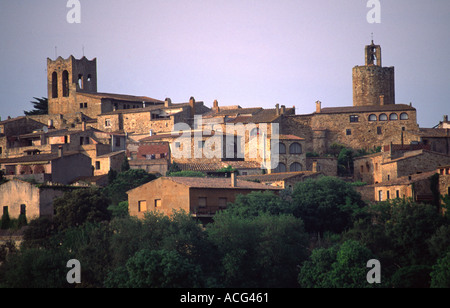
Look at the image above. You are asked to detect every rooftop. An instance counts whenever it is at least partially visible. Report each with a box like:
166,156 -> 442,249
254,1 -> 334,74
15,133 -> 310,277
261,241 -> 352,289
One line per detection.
317,104 -> 415,115
167,176 -> 282,190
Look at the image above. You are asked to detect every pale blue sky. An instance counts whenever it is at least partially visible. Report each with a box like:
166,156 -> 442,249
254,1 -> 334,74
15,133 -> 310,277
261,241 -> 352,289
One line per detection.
0,0 -> 449,127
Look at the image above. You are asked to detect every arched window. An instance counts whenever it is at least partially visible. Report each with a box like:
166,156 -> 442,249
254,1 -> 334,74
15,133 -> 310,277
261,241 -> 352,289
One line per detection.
368,114 -> 377,121
400,113 -> 409,120
250,128 -> 259,138
389,113 -> 398,120
275,162 -> 286,173
51,72 -> 58,98
78,74 -> 83,89
62,70 -> 70,97
290,162 -> 302,172
289,142 -> 302,154
279,143 -> 286,154
379,113 -> 388,121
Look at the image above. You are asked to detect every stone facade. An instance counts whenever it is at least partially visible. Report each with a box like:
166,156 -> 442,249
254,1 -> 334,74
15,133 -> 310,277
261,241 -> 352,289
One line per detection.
0,179 -> 66,220
352,41 -> 395,107
127,175 -> 281,220
354,149 -> 450,185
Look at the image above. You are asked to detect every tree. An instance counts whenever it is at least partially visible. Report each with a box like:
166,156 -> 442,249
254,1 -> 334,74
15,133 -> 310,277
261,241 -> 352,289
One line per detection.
338,147 -> 354,176
103,169 -> 156,205
291,176 -> 365,234
53,188 -> 112,230
298,240 -> 379,288
430,251 -> 450,288
125,249 -> 203,288
225,190 -> 291,217
121,156 -> 130,172
24,97 -> 48,116
207,211 -> 308,288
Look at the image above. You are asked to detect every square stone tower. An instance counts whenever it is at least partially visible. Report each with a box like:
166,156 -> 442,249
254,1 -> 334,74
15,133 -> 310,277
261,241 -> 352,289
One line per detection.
47,56 -> 97,115
352,41 -> 395,107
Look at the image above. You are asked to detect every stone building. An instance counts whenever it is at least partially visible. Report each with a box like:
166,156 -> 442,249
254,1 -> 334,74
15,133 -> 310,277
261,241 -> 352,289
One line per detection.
371,170 -> 437,203
0,179 -> 67,220
46,56 -> 163,119
352,41 -> 395,107
354,148 -> 450,185
281,41 -> 419,155
127,174 -> 281,220
0,150 -> 93,185
237,171 -> 323,190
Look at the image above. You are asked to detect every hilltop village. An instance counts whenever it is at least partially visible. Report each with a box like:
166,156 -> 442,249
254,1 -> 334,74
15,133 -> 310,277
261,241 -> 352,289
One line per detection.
1,41 -> 450,221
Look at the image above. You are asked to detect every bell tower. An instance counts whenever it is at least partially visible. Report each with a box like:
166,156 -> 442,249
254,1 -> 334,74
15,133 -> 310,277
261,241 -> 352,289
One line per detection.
47,56 -> 97,115
352,41 -> 395,107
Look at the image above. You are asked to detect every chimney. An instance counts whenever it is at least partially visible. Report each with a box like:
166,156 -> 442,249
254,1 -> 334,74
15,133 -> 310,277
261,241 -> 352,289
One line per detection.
149,130 -> 153,136
213,100 -> 219,112
444,115 -> 448,122
276,104 -> 280,116
189,97 -> 195,118
143,101 -> 146,108
165,98 -> 172,108
58,146 -> 64,157
48,119 -> 54,129
81,121 -> 86,131
316,101 -> 321,113
231,172 -> 237,187
380,95 -> 385,106
281,105 -> 286,115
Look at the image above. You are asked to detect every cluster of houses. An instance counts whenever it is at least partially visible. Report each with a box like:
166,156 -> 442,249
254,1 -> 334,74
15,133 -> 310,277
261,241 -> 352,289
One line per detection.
1,41 -> 450,223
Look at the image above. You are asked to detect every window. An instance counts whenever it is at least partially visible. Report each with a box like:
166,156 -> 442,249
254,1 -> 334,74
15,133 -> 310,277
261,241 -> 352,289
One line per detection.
0,146 -> 2,155
62,70 -> 69,97
198,197 -> 207,208
84,103 -> 88,108
368,114 -> 377,121
250,128 -> 259,137
289,142 -> 302,154
290,162 -> 302,172
389,113 -> 398,120
279,143 -> 286,154
105,119 -> 111,127
379,114 -> 388,121
154,199 -> 161,208
115,137 -> 121,147
400,113 -> 409,120
387,191 -> 390,200
378,191 -> 383,201
218,198 -> 227,209
95,161 -> 101,170
396,190 -> 400,199
350,115 -> 359,123
20,204 -> 26,216
346,129 -> 352,136
78,74 -> 83,89
138,200 -> 147,212
275,162 -> 287,173
52,72 -> 58,98
377,127 -> 382,135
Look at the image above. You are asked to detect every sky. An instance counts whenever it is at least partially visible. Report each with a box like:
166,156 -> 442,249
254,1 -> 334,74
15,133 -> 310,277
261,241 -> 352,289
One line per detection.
0,0 -> 449,128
